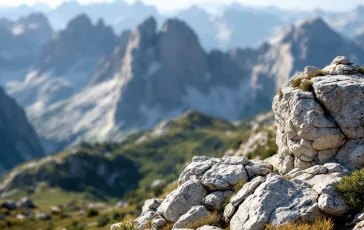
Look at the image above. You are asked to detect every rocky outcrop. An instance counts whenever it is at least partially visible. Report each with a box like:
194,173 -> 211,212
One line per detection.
0,87 -> 44,174
273,56 -> 364,173
110,56 -> 364,230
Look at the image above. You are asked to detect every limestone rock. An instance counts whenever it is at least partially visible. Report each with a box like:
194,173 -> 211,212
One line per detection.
273,56 -> 364,171
16,197 -> 36,209
36,212 -> 50,221
230,175 -> 321,230
152,218 -> 168,230
157,180 -> 207,222
202,163 -> 248,191
135,211 -> 157,229
318,193 -> 349,216
203,190 -> 234,211
173,205 -> 210,229
245,160 -> 273,178
230,176 -> 266,207
178,156 -> 219,186
196,226 -> 223,230
354,220 -> 364,230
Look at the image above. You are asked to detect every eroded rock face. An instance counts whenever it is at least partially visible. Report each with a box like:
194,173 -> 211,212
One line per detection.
134,198 -> 163,229
230,175 -> 321,230
173,205 -> 211,229
157,180 -> 207,222
273,56 -> 364,172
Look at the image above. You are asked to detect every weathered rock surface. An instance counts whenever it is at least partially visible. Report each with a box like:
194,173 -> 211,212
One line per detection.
273,56 -> 364,172
203,190 -> 234,211
157,180 -> 207,222
230,175 -> 321,230
134,198 -> 163,229
173,205 -> 210,229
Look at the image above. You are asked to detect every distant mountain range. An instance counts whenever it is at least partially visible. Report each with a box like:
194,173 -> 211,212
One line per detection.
1,1 -> 364,50
0,87 -> 44,174
1,11 -> 362,155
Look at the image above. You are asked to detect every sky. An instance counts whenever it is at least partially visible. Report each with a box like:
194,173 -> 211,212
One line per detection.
0,0 -> 362,12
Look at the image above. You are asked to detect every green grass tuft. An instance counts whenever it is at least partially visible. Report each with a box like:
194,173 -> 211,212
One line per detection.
336,169 -> 364,211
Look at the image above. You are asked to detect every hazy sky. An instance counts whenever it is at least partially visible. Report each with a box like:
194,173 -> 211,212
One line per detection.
0,0 -> 362,12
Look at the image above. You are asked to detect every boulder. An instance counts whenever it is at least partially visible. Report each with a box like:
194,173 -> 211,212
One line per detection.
202,163 -> 248,191
354,220 -> 364,230
16,197 -> 36,209
157,180 -> 207,222
36,212 -> 51,221
245,160 -> 273,178
272,57 -> 364,172
178,156 -> 220,186
203,190 -> 233,211
0,201 -> 16,210
135,198 -> 163,229
173,205 -> 210,229
197,226 -> 223,230
134,211 -> 157,229
152,218 -> 168,230
230,175 -> 321,230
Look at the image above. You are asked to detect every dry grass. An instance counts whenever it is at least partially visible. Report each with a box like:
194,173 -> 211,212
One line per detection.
184,211 -> 222,229
307,70 -> 329,79
233,181 -> 246,192
264,217 -> 334,230
290,69 -> 327,92
282,175 -> 293,180
299,80 -> 313,92
161,222 -> 174,230
222,181 -> 246,209
278,88 -> 283,97
290,77 -> 302,88
115,220 -> 139,230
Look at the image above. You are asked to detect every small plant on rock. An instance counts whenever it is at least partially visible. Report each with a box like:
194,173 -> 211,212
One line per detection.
278,88 -> 283,97
264,217 -> 334,230
360,67 -> 364,75
290,77 -> 302,88
336,169 -> 364,211
115,221 -> 139,230
184,211 -> 222,229
299,80 -> 313,92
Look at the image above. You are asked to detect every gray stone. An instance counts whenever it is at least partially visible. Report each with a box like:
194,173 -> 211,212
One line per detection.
230,175 -> 321,230
16,197 -> 36,209
173,205 -> 210,229
304,66 -> 320,76
152,218 -> 168,230
178,157 -> 218,186
134,211 -> 157,229
245,160 -> 273,179
230,176 -> 266,207
332,56 -> 351,65
36,212 -> 51,221
196,226 -> 223,230
318,193 -> 350,216
202,163 -> 248,191
203,190 -> 233,211
157,180 -> 207,222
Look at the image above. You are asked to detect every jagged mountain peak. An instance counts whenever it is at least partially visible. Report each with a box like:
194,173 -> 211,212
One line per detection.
37,13 -> 117,73
280,17 -> 341,44
65,14 -> 93,31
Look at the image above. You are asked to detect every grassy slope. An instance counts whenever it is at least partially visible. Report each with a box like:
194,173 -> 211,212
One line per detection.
0,111 -> 277,230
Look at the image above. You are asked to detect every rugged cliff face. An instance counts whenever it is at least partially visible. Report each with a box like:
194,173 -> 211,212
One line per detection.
112,57 -> 364,230
0,87 -> 44,174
